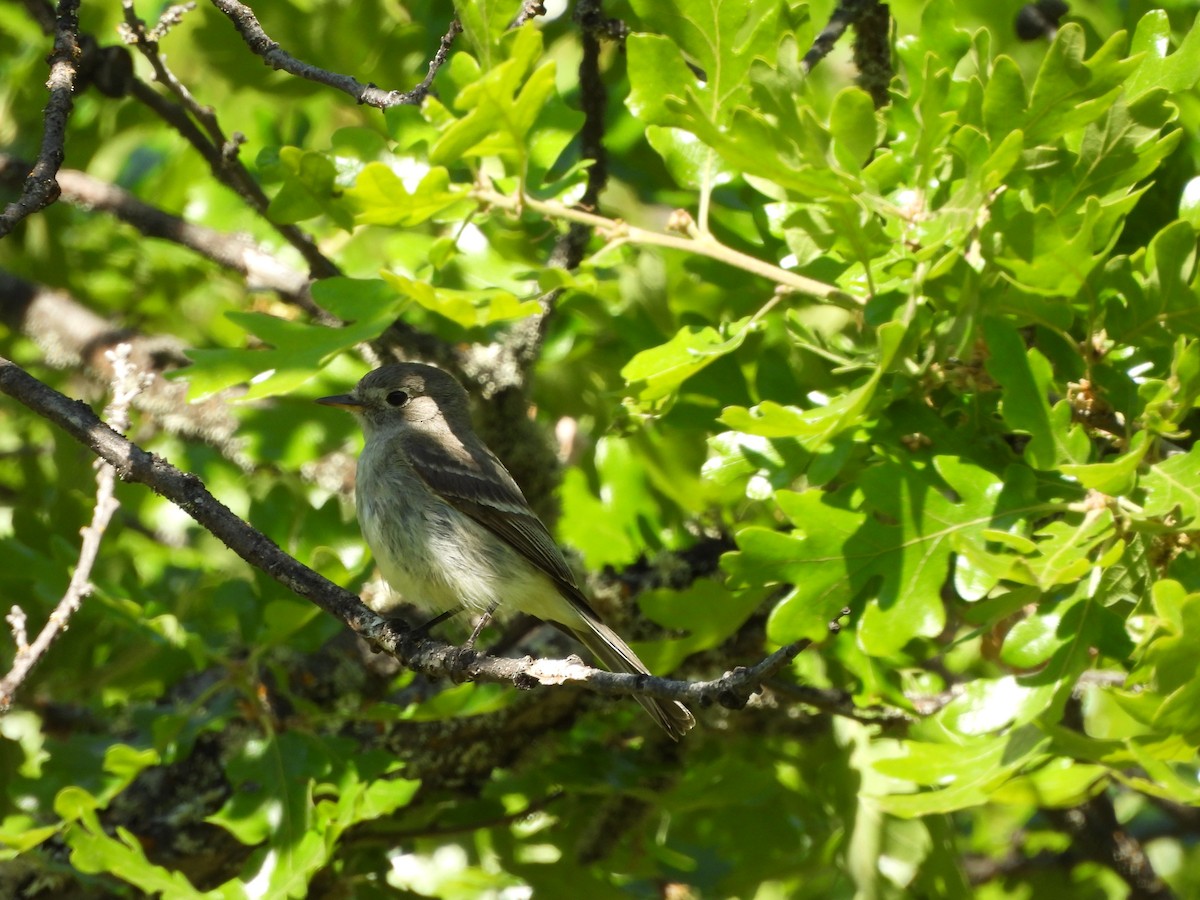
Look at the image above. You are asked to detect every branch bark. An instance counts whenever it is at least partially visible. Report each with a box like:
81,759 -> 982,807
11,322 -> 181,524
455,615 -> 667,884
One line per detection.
208,0 -> 461,108
118,3 -> 341,283
0,0 -> 81,238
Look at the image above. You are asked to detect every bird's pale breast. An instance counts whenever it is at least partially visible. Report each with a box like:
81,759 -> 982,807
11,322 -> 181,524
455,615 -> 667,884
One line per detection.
355,437 -> 575,626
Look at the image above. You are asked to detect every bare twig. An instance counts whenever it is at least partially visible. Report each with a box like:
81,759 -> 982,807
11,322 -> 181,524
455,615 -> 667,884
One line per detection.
473,183 -> 857,304
0,0 -> 81,238
121,3 -> 234,151
415,18 -> 465,100
118,3 -> 341,281
147,2 -> 193,41
208,0 -> 461,108
0,358 -> 834,714
0,346 -> 147,713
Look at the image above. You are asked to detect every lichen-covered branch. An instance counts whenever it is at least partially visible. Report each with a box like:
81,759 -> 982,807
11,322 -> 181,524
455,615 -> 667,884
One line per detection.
0,0 -> 81,238
209,0 -> 461,108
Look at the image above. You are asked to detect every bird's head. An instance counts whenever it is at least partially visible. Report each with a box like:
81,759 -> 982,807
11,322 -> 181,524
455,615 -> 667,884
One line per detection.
317,363 -> 470,437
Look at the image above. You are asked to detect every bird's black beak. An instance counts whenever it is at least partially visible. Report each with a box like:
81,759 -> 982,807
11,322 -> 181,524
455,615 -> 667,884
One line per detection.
316,393 -> 364,411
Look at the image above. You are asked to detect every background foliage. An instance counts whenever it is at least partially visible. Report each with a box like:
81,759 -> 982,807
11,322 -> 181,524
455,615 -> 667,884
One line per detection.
3,0 -> 1200,896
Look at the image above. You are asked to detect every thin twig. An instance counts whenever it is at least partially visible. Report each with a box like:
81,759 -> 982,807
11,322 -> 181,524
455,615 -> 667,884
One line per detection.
0,0 -> 81,238
0,346 -> 148,712
147,2 -> 192,41
416,18 -> 464,100
0,358 -> 835,713
473,183 -> 858,304
208,0 -> 461,108
118,3 -> 341,280
121,2 -> 231,149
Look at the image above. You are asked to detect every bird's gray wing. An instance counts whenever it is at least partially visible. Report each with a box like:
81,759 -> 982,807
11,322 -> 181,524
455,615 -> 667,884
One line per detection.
402,431 -> 695,738
401,430 -> 586,599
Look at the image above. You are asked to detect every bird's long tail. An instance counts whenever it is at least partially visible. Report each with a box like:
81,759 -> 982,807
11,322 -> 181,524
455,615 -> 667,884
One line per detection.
571,616 -> 695,741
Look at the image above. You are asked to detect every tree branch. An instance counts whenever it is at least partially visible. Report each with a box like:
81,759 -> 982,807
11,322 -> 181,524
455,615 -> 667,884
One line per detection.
0,357 -> 834,715
208,0 -> 461,109
560,0 -> 613,267
851,0 -> 893,108
802,0 -> 883,76
510,2 -> 547,28
118,3 -> 341,282
0,0 -> 81,238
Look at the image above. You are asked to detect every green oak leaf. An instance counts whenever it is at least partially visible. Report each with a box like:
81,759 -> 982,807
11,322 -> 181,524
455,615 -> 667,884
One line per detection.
982,317 -> 1089,469
719,320 -> 905,450
343,164 -> 463,226
875,726 -> 1051,817
381,273 -> 540,328
1142,444 -> 1200,524
725,456 -> 1039,655
622,318 -> 753,404
180,279 -> 405,401
1124,10 -> 1200,99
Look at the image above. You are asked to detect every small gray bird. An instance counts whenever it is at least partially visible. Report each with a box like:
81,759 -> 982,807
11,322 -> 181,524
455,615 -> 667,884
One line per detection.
318,363 -> 695,740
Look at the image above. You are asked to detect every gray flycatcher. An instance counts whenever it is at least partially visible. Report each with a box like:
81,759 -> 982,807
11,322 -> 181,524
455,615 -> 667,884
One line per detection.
318,363 -> 695,740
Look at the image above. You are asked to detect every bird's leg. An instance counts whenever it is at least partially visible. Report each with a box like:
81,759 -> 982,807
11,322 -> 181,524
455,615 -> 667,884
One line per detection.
408,609 -> 457,638
463,600 -> 499,650
448,601 -> 498,681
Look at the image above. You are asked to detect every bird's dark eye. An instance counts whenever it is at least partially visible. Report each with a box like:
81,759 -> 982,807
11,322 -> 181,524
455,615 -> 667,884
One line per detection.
385,390 -> 410,407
